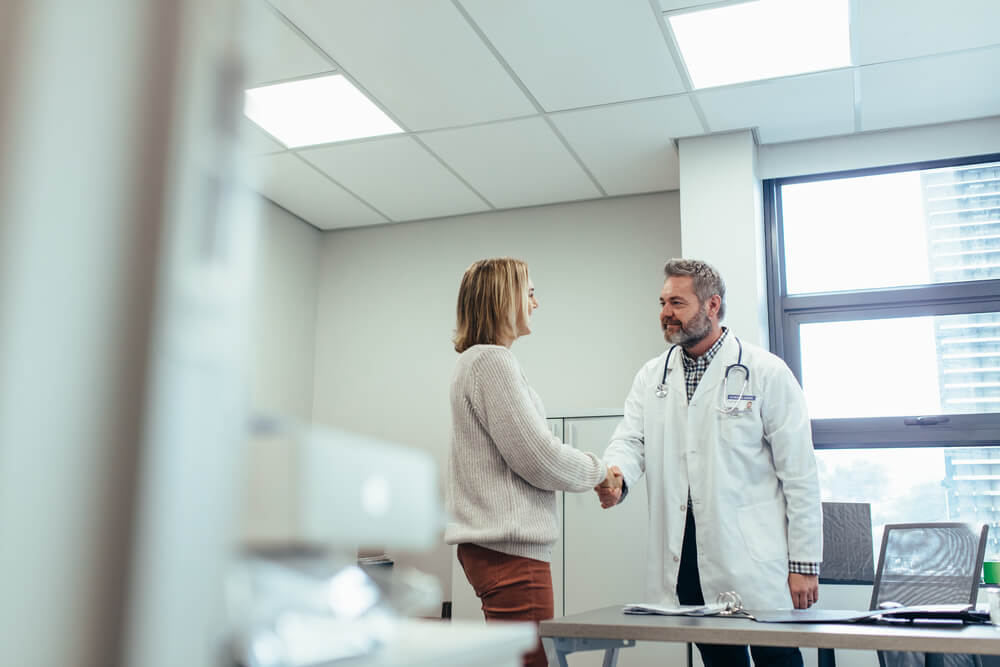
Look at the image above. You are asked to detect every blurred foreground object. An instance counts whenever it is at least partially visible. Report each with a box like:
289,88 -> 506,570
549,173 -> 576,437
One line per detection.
227,553 -> 533,667
0,1 -> 257,667
232,409 -> 539,666
244,418 -> 444,551
227,555 -> 442,666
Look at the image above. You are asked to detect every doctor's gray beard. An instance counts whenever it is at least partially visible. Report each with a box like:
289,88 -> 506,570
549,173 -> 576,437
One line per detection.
663,305 -> 712,349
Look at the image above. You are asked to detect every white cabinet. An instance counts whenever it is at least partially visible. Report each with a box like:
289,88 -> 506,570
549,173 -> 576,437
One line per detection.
550,418 -> 566,618
562,416 -> 693,667
562,416 -> 648,615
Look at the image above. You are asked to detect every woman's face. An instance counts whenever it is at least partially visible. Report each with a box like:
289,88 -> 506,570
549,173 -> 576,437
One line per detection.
516,279 -> 538,338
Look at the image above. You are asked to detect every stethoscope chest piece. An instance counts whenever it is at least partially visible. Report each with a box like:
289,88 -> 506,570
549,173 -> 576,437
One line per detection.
654,345 -> 680,398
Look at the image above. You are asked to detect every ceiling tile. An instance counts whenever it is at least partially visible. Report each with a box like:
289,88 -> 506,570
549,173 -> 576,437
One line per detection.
419,117 -> 601,209
299,136 -> 490,221
697,69 -> 855,143
248,153 -> 387,229
270,0 -> 535,130
659,0 -> 726,11
245,0 -> 333,86
854,0 -> 1000,65
550,97 -> 702,194
460,0 -> 686,111
859,47 -> 1000,132
241,119 -> 284,154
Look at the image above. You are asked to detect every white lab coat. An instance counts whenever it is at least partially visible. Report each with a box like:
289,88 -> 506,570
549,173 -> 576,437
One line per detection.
604,333 -> 822,610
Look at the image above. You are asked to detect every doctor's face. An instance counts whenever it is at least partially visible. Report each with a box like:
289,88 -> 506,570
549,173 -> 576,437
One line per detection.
659,276 -> 712,348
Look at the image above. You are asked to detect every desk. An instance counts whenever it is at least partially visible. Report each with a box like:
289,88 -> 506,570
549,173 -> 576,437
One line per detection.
540,606 -> 1000,667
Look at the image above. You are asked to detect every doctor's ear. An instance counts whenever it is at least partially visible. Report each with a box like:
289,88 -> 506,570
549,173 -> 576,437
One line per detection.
706,294 -> 722,318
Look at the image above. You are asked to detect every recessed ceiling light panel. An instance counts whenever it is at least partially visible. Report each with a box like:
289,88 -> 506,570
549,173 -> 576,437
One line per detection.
244,74 -> 402,148
668,0 -> 851,89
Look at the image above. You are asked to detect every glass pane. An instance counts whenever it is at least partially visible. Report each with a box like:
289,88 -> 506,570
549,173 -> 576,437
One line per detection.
800,312 -> 1000,418
782,160 -> 1000,295
817,447 -> 1000,564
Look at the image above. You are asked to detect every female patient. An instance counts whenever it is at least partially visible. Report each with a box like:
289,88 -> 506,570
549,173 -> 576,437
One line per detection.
445,257 -> 619,667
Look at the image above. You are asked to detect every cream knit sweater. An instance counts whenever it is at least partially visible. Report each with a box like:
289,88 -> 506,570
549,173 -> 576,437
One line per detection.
444,344 -> 606,562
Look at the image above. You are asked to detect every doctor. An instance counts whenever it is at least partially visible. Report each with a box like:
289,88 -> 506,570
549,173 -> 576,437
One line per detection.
598,258 -> 822,667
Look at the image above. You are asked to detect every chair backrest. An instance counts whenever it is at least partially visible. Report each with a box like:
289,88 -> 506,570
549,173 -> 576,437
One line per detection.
820,502 -> 875,584
870,522 -> 988,610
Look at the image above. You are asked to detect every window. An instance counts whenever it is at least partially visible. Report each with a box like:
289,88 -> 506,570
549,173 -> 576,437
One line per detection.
764,153 -> 1000,560
816,446 -> 1000,561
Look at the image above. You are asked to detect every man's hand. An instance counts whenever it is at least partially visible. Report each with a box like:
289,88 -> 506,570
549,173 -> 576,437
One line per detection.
594,466 -> 623,509
788,573 -> 818,609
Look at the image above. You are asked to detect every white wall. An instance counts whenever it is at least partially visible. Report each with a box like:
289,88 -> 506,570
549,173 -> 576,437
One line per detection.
758,116 -> 1000,180
242,198 -> 322,543
249,199 -> 322,420
312,192 -> 681,595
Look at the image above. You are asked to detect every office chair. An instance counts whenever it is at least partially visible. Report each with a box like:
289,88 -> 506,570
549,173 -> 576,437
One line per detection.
872,522 -> 988,667
821,502 -> 876,584
817,502 -> 875,667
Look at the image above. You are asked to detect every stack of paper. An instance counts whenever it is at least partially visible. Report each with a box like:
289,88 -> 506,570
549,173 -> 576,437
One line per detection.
623,603 -> 727,616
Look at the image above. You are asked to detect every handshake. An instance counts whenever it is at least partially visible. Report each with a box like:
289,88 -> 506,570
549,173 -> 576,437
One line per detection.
594,465 -> 623,509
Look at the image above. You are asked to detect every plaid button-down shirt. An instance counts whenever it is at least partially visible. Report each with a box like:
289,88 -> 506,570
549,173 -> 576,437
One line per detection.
680,327 -> 728,402
681,328 -> 819,577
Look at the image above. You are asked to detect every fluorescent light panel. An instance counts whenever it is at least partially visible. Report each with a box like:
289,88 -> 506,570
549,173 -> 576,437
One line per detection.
668,0 -> 851,89
244,74 -> 402,148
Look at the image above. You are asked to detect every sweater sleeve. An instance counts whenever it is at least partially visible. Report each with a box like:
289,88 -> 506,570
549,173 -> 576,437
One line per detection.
470,349 -> 606,492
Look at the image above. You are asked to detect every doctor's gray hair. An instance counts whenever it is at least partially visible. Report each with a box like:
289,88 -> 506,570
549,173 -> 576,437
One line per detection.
663,258 -> 726,321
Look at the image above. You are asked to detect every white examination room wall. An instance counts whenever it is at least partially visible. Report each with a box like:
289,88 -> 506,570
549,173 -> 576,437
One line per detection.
241,199 -> 323,543
310,192 -> 681,597
250,199 -> 322,423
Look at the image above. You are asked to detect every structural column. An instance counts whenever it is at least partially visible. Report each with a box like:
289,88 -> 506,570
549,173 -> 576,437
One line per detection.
678,130 -> 769,346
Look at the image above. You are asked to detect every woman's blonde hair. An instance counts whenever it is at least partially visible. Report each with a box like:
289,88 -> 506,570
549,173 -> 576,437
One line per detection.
453,257 -> 530,353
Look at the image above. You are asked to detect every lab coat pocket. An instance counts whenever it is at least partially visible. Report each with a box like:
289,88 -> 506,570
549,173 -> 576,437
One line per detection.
719,408 -> 762,445
736,499 -> 787,562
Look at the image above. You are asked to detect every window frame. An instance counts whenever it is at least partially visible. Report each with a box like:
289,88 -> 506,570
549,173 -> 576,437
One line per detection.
764,152 -> 1000,449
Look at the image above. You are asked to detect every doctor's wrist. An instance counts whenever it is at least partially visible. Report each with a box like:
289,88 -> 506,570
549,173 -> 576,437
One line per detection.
788,561 -> 820,575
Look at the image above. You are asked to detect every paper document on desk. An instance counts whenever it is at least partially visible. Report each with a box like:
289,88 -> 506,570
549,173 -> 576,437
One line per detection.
749,608 -> 875,623
623,603 -> 727,616
750,604 -> 987,624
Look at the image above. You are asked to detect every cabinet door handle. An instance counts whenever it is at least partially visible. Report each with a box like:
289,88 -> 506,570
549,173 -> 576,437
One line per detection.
903,416 -> 951,426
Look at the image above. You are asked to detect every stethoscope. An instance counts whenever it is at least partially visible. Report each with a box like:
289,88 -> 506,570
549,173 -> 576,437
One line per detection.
655,337 -> 751,414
